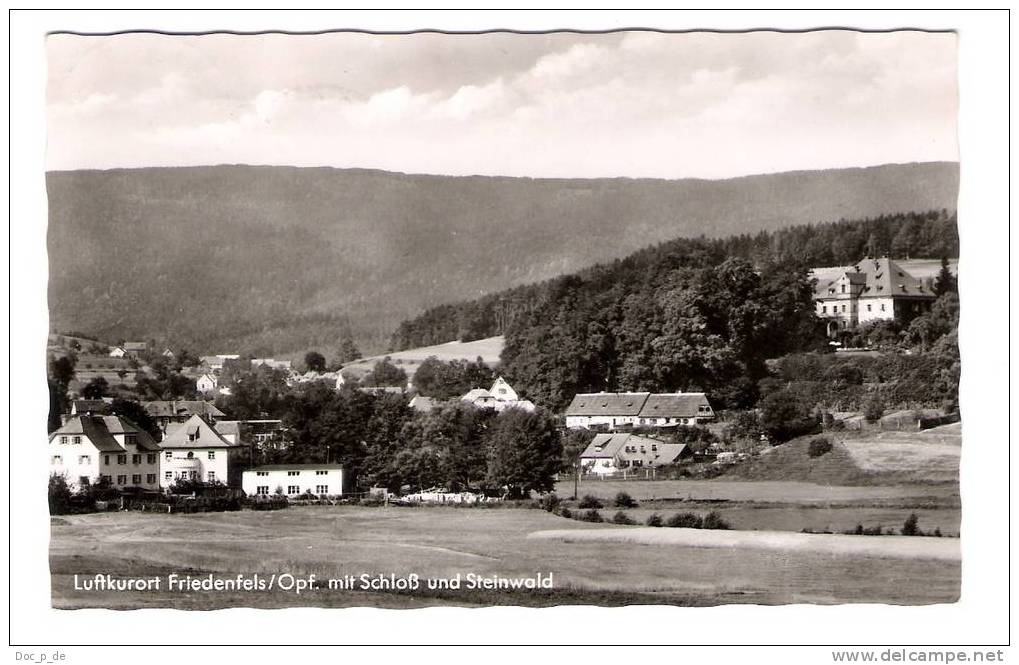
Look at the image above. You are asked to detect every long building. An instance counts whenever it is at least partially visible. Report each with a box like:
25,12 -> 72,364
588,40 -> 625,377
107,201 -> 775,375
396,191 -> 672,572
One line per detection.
564,392 -> 714,430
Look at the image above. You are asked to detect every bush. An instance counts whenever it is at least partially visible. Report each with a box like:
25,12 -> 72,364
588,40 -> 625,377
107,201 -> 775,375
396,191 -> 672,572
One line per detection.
578,494 -> 603,509
807,437 -> 833,458
539,493 -> 562,512
579,509 -> 603,523
701,511 -> 732,530
48,474 -> 73,515
759,388 -> 821,442
863,396 -> 886,423
611,511 -> 636,525
558,507 -> 572,519
613,491 -> 638,508
665,512 -> 702,528
645,513 -> 663,527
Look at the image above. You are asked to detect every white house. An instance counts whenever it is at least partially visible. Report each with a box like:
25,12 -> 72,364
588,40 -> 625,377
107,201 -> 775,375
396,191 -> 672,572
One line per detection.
108,346 -> 126,358
196,373 -> 218,394
459,377 -> 536,412
49,415 -> 162,492
565,392 -> 714,430
159,414 -> 249,488
242,464 -> 345,497
578,433 -> 690,476
812,257 -> 937,338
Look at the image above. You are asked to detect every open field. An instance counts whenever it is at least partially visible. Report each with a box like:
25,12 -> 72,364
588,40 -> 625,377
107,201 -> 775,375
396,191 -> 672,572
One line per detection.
558,479 -> 959,503
340,336 -> 504,380
51,504 -> 959,609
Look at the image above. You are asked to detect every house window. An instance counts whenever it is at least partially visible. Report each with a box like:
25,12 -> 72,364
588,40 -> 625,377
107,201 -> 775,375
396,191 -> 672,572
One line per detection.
840,284 -> 845,293
316,470 -> 328,476
867,304 -> 872,312
51,455 -> 62,465
316,485 -> 329,494
132,454 -> 141,464
651,445 -> 658,451
116,475 -> 127,485
132,474 -> 142,484
146,474 -> 156,484
147,454 -> 157,464
207,471 -> 216,482
208,451 -> 215,460
59,436 -> 68,445
821,305 -> 826,313
287,471 -> 300,476
880,304 -> 886,312
186,451 -> 194,459
165,471 -> 172,480
117,454 -> 127,465
78,455 -> 91,464
287,485 -> 300,495
125,434 -> 136,445
256,486 -> 269,496
256,471 -> 269,477
165,451 -> 172,460
841,304 -> 846,312
104,455 -> 110,465
72,436 -> 81,445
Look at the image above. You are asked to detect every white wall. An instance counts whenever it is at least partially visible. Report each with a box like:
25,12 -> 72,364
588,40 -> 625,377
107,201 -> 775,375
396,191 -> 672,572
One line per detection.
242,468 -> 344,497
160,447 -> 237,488
48,434 -> 160,491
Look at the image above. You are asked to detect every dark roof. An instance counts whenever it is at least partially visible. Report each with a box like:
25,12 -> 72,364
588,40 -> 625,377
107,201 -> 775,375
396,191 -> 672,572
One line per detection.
565,392 -> 650,416
579,434 -> 687,466
50,415 -> 160,452
159,414 -> 239,449
143,400 -> 225,419
246,464 -> 344,472
70,399 -> 111,415
638,393 -> 712,418
814,257 -> 935,301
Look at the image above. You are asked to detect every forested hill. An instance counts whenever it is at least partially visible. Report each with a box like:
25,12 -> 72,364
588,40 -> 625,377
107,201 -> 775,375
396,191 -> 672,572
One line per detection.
47,162 -> 958,356
390,210 -> 959,351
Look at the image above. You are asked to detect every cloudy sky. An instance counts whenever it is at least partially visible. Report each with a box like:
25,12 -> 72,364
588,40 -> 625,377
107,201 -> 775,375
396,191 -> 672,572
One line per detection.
46,30 -> 958,179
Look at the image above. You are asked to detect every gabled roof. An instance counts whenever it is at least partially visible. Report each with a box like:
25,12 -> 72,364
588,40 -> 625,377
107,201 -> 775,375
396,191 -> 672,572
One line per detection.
638,393 -> 712,418
50,415 -> 160,452
143,400 -> 225,419
813,257 -> 934,301
565,392 -> 651,417
69,399 -> 111,415
579,433 -> 630,459
159,414 -> 240,449
462,388 -> 495,402
579,433 -> 687,466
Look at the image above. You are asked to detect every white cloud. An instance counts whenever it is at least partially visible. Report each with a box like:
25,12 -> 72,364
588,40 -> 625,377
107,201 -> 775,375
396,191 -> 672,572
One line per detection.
46,31 -> 958,178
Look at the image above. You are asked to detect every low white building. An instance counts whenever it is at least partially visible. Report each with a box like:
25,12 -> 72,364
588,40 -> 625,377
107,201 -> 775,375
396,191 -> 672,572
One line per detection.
578,433 -> 690,476
196,373 -> 218,393
565,392 -> 714,430
48,415 -> 162,492
460,377 -> 536,413
108,346 -> 126,358
242,464 -> 345,497
159,414 -> 249,488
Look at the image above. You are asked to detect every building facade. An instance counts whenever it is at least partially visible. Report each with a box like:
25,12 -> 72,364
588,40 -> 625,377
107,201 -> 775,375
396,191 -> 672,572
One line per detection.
49,415 -> 162,492
565,392 -> 714,430
241,464 -> 345,497
159,414 -> 248,488
813,257 -> 937,338
578,433 -> 689,475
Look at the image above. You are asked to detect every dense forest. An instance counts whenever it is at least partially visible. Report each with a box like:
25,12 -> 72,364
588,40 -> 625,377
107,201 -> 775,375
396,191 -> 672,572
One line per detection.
47,162 -> 957,356
391,209 -> 958,350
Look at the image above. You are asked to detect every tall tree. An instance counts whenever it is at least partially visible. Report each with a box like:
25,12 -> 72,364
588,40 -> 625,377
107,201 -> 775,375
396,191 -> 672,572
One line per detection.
485,408 -> 562,499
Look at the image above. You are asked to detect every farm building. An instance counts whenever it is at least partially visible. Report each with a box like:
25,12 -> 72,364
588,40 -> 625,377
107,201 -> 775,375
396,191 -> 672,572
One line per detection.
812,257 -> 937,338
196,373 -> 218,394
565,392 -> 714,430
241,463 -> 346,497
49,415 -> 162,492
159,414 -> 249,488
460,377 -> 536,412
578,433 -> 690,476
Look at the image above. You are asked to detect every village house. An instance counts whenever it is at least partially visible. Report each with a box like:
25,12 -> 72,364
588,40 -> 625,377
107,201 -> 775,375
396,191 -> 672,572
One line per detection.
578,433 -> 690,476
159,414 -> 249,488
48,415 -> 162,492
812,257 -> 937,338
108,346 -> 126,358
123,341 -> 149,356
161,347 -> 175,359
459,377 -> 537,412
199,354 -> 240,373
565,391 -> 714,430
196,373 -> 218,394
241,463 -> 345,497
143,400 -> 226,435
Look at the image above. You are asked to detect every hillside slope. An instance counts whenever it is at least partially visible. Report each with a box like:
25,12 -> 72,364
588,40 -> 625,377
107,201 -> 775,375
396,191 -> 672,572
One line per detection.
47,162 -> 958,355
